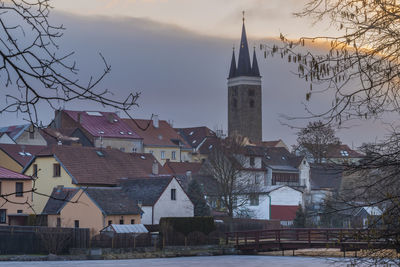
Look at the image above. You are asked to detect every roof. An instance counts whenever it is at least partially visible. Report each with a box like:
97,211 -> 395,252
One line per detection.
25,146 -> 167,185
63,110 -> 141,139
326,144 -> 364,159
164,161 -> 202,175
42,187 -> 79,214
310,164 -> 343,191
175,174 -> 219,196
175,126 -> 216,150
85,187 -> 142,215
0,166 -> 31,180
43,186 -> 142,216
0,124 -> 30,140
122,119 -> 190,148
271,205 -> 299,221
229,21 -> 260,78
245,146 -> 304,170
121,176 -> 174,206
0,144 -> 47,167
101,224 -> 148,234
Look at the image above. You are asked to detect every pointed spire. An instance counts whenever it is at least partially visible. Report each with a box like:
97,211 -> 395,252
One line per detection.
236,18 -> 252,76
252,47 -> 260,76
228,47 -> 237,78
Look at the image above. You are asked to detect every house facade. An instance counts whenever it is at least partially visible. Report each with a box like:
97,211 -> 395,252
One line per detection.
43,187 -> 141,234
0,124 -> 47,146
123,116 -> 192,165
0,167 -> 33,225
121,176 -> 194,225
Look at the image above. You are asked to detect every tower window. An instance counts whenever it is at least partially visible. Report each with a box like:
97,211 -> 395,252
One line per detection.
233,98 -> 237,108
248,89 -> 255,96
232,88 -> 238,96
249,99 -> 255,108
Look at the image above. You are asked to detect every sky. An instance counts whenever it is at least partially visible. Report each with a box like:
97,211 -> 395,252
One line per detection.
0,0 -> 391,148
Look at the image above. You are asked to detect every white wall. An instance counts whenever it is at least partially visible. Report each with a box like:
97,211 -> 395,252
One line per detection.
0,134 -> 15,144
140,206 -> 153,225
153,178 -> 194,224
237,194 -> 270,220
298,159 -> 311,191
270,186 -> 303,206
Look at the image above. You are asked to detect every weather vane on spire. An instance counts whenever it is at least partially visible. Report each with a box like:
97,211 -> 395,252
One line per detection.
242,11 -> 245,22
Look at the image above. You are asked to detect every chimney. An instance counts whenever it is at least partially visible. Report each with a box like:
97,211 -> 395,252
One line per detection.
152,115 -> 159,128
107,113 -> 114,123
186,170 -> 192,181
77,112 -> 82,124
152,160 -> 159,175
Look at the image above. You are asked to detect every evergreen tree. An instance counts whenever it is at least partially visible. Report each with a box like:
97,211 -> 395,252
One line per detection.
187,179 -> 210,216
293,205 -> 306,228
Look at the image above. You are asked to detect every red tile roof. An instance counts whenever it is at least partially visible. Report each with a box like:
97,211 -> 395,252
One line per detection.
0,166 -> 31,179
258,140 -> 281,147
175,126 -> 216,149
270,205 -> 300,221
0,144 -> 47,167
64,110 -> 141,139
164,161 -> 202,175
28,145 -> 168,185
326,144 -> 364,158
123,119 -> 190,148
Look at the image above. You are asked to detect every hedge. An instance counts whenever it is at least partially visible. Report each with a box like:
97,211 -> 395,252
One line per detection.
159,217 -> 216,236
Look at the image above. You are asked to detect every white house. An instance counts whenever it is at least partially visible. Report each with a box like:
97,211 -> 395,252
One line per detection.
121,176 -> 194,225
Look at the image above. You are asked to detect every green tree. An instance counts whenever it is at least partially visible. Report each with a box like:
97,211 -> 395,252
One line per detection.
187,179 -> 210,217
293,205 -> 306,228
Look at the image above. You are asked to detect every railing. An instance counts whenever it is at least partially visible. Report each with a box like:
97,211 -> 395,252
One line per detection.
225,228 -> 380,248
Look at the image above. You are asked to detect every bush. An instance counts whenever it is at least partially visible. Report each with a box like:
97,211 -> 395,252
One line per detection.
159,217 -> 216,237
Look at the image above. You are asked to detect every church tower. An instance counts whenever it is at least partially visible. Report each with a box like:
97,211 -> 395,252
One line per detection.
228,18 -> 262,143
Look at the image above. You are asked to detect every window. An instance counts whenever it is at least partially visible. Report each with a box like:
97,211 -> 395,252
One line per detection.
120,147 -> 125,152
33,164 -> 38,177
17,210 -> 22,214
161,151 -> 166,159
249,157 -> 255,167
149,150 -> 154,155
53,163 -> 61,177
232,88 -> 238,96
0,210 -> 6,224
15,182 -> 23,197
74,220 -> 79,228
131,219 -> 135,224
249,99 -> 255,108
171,151 -> 176,160
132,147 -> 137,153
249,194 -> 259,206
171,189 -> 176,200
29,131 -> 34,139
108,220 -> 112,225
57,218 -> 61,227
119,219 -> 124,224
248,89 -> 255,96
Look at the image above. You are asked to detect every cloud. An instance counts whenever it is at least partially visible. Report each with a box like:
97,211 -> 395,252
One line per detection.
0,11 -> 387,147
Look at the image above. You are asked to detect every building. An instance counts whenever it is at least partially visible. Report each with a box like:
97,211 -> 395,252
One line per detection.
175,126 -> 218,163
40,127 -> 93,147
122,116 -> 192,165
121,176 -> 194,225
0,124 -> 47,146
0,144 -> 47,172
53,110 -> 143,153
164,161 -> 202,176
43,186 -> 142,234
0,166 -> 33,225
227,18 -> 262,143
23,145 -> 166,213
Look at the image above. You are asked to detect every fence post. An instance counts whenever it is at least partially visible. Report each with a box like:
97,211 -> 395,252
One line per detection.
245,232 -> 247,245
277,230 -> 280,243
236,232 -> 239,246
225,233 -> 229,245
308,230 -> 311,244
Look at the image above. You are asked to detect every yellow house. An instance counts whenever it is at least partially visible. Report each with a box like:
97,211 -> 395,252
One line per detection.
42,186 -> 141,234
22,145 -> 166,213
122,116 -> 192,165
0,166 -> 33,225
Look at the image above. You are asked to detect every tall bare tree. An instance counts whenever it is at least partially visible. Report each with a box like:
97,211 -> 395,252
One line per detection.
204,136 -> 260,218
263,0 -> 400,263
0,0 -> 139,126
294,120 -> 341,163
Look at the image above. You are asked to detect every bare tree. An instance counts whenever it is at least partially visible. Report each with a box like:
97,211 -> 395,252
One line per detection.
0,0 -> 139,126
203,136 -> 261,218
294,120 -> 341,163
264,1 -> 400,263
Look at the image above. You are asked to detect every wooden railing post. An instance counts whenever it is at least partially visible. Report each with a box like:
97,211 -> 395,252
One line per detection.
245,232 -> 247,245
308,229 -> 311,244
236,232 -> 239,246
326,230 -> 329,241
277,230 -> 281,243
255,231 -> 259,246
225,233 -> 229,245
